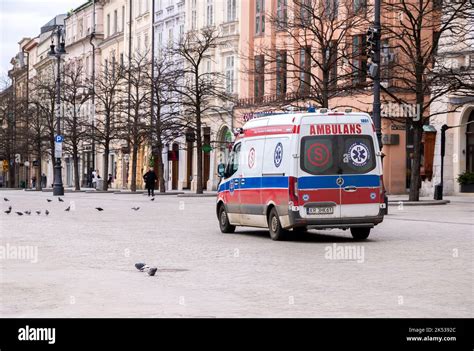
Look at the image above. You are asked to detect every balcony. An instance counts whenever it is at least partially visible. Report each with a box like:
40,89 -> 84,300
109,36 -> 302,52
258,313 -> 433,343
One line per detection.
220,21 -> 239,37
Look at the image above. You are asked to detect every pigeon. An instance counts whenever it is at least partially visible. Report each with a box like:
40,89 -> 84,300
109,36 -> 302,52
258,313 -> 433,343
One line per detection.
45,210 -> 50,216
36,210 -> 41,215
4,208 -> 12,214
16,212 -> 23,216
95,207 -> 104,211
135,263 -> 147,271
24,210 -> 31,215
4,197 -> 9,202
58,197 -> 64,202
46,199 -> 52,203
134,263 -> 157,276
65,206 -> 70,212
132,207 -> 140,211
150,197 -> 155,201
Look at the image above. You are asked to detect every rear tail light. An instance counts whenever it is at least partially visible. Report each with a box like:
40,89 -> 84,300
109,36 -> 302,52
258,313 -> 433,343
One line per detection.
289,176 -> 299,206
380,175 -> 385,200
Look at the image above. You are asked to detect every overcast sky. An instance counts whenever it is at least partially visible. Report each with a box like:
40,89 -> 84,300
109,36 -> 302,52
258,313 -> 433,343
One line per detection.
0,0 -> 85,80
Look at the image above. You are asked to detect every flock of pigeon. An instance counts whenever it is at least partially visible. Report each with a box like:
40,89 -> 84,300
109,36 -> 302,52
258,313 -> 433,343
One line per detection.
2,195 -> 159,216
3,195 -> 159,277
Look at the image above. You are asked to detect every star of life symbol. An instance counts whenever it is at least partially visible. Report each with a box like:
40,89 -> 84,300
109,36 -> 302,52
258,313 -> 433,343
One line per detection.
274,143 -> 283,168
348,142 -> 370,167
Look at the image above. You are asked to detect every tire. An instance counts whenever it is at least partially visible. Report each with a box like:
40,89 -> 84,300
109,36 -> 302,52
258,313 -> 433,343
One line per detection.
268,208 -> 289,241
218,205 -> 235,233
350,227 -> 371,240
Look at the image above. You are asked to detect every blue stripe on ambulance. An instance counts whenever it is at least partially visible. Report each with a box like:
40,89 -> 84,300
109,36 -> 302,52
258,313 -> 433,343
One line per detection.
218,174 -> 379,192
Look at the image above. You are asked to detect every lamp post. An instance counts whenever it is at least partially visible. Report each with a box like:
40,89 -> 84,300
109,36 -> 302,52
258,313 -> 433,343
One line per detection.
48,25 -> 67,196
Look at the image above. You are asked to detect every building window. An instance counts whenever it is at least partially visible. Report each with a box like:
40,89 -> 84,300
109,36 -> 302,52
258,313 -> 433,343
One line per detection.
325,0 -> 339,20
276,50 -> 287,96
114,10 -> 118,34
207,0 -> 214,26
120,53 -> 124,69
299,46 -> 311,94
168,27 -> 173,45
353,0 -> 367,13
107,14 -> 110,37
112,54 -> 116,78
225,56 -> 235,93
300,0 -> 312,25
352,35 -> 367,86
255,0 -> 265,35
254,55 -> 265,99
328,40 -> 338,89
104,59 -> 108,75
122,6 -> 125,32
191,0 -> 197,30
227,0 -> 236,22
277,0 -> 287,29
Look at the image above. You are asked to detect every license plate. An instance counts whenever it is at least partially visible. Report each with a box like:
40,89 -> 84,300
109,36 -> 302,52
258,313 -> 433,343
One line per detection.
307,206 -> 334,215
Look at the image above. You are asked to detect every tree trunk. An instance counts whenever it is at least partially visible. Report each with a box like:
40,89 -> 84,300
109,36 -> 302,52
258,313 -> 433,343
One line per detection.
131,143 -> 138,192
196,114 -> 203,194
409,125 -> 423,201
8,156 -> 15,188
156,144 -> 165,193
36,142 -> 42,191
103,143 -> 110,191
73,150 -> 80,191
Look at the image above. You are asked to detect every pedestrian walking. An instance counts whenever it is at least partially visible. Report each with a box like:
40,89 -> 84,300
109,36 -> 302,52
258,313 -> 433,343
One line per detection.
31,175 -> 37,188
143,168 -> 157,197
92,169 -> 98,188
107,173 -> 113,187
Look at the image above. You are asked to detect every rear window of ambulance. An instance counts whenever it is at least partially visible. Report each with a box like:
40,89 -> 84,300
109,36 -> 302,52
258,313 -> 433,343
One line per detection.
301,135 -> 376,175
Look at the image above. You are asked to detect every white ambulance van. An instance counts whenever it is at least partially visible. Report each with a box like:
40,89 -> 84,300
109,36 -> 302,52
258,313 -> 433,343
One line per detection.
216,109 -> 386,241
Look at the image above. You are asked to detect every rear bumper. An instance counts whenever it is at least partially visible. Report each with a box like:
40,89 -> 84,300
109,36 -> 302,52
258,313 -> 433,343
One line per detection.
287,207 -> 384,229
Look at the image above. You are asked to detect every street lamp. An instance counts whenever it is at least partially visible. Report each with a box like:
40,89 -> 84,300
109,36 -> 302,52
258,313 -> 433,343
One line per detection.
48,25 -> 67,196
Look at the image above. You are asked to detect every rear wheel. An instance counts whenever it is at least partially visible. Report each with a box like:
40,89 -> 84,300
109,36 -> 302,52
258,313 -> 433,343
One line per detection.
268,208 -> 289,241
350,227 -> 371,240
218,205 -> 235,233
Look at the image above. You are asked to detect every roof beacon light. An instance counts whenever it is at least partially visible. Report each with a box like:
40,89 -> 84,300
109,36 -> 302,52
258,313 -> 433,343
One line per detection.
320,108 -> 328,114
345,108 -> 353,113
307,106 -> 316,112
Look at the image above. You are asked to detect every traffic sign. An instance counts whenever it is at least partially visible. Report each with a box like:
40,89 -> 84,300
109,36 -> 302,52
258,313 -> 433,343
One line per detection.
55,142 -> 63,158
55,135 -> 64,143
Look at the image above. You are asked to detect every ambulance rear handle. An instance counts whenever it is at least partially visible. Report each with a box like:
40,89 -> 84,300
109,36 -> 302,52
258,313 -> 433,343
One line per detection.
343,186 -> 357,192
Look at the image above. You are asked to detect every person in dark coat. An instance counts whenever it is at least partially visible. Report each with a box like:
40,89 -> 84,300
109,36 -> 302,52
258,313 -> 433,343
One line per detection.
143,167 -> 157,197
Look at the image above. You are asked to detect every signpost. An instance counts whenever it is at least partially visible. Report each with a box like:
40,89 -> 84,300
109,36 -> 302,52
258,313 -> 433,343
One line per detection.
55,135 -> 63,159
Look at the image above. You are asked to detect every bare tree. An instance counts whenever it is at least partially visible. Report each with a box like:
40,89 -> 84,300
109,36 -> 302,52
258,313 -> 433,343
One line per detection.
62,62 -> 91,190
29,67 -> 59,182
91,62 -> 125,191
380,0 -> 473,200
170,27 -> 233,194
123,52 -> 151,192
148,51 -> 183,193
0,86 -> 16,187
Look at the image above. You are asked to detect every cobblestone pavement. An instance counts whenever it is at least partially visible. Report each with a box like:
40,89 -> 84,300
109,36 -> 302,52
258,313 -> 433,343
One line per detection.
0,191 -> 472,317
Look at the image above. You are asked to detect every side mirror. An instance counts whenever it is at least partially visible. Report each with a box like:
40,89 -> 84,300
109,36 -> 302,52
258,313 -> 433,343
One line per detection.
217,163 -> 226,178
